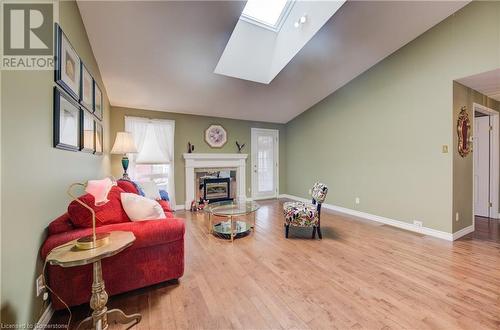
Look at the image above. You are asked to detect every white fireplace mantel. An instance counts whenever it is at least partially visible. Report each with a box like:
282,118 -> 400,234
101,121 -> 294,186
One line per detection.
183,153 -> 248,209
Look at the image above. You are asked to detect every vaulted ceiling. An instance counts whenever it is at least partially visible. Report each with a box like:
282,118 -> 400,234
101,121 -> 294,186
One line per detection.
78,1 -> 468,123
458,69 -> 500,102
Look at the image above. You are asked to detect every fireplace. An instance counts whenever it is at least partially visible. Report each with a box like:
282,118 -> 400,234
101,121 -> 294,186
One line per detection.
183,153 -> 248,210
203,178 -> 232,203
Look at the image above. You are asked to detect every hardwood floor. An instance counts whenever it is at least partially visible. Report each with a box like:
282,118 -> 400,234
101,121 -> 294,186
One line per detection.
51,199 -> 500,329
463,216 -> 500,243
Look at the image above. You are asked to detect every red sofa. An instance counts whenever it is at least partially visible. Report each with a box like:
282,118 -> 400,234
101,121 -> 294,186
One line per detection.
40,180 -> 185,310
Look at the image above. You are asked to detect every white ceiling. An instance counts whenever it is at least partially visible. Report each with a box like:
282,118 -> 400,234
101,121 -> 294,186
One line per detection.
457,69 -> 500,102
77,0 -> 468,123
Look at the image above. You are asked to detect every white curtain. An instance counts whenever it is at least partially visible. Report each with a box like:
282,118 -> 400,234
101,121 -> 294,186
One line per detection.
125,116 -> 149,179
125,116 -> 176,207
152,119 -> 175,207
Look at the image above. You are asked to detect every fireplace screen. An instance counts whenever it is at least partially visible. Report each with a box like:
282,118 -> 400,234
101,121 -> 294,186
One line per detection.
203,178 -> 231,203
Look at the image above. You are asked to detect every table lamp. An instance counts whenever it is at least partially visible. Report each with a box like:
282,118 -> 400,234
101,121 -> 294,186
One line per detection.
111,132 -> 137,180
67,177 -> 115,250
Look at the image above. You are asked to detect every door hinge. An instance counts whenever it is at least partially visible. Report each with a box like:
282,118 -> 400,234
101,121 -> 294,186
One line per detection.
489,202 -> 493,207
490,125 -> 493,131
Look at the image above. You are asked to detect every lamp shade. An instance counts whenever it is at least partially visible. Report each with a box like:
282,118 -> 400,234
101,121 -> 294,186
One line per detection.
85,177 -> 114,206
111,132 -> 138,154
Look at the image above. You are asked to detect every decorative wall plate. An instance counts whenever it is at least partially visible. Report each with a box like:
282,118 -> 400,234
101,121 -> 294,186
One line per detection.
205,124 -> 227,148
457,106 -> 472,157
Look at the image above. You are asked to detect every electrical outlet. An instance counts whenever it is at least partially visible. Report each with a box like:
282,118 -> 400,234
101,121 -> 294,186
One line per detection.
355,197 -> 360,205
36,275 -> 45,297
455,212 -> 460,222
308,189 -> 312,195
413,220 -> 423,228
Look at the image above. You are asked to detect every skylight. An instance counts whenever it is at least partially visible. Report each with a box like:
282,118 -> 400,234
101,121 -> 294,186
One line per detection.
241,0 -> 293,31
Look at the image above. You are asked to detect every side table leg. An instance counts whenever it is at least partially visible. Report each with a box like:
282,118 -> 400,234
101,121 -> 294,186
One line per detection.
77,260 -> 142,330
77,260 -> 108,330
107,308 -> 141,329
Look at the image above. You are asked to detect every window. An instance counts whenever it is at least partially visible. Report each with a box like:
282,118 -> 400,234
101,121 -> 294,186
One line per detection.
241,0 -> 293,32
125,116 -> 175,206
134,164 -> 169,192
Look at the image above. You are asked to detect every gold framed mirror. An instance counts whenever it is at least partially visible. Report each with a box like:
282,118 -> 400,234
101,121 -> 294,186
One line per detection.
457,106 -> 472,157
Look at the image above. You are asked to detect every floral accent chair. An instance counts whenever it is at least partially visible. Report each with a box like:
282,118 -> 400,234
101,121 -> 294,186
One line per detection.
283,182 -> 328,239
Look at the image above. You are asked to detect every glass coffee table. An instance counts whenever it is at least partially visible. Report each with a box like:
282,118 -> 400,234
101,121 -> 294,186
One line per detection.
205,201 -> 260,242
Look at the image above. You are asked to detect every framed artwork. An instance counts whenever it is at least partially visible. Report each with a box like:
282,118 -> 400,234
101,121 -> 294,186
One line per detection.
80,63 -> 93,111
94,82 -> 103,120
55,24 -> 81,101
205,124 -> 227,148
54,87 -> 80,151
80,109 -> 95,153
95,120 -> 103,155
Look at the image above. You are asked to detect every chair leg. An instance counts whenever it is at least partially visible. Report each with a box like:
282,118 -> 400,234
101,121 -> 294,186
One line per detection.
312,227 -> 316,239
285,225 -> 289,238
317,225 -> 322,239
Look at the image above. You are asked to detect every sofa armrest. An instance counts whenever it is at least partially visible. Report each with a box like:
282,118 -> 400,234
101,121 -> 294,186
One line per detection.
158,200 -> 173,215
41,218 -> 185,260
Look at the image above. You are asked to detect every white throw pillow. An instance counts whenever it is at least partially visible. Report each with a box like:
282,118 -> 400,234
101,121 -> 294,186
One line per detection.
121,193 -> 166,221
137,181 -> 161,200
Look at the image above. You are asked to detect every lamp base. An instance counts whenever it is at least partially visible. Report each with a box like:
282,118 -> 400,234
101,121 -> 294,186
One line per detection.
76,232 -> 111,250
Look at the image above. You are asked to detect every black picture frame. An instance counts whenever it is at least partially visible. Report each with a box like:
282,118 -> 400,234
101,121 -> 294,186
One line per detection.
94,120 -> 103,155
54,87 -> 80,151
80,108 -> 95,153
54,23 -> 81,101
80,62 -> 94,111
93,81 -> 103,120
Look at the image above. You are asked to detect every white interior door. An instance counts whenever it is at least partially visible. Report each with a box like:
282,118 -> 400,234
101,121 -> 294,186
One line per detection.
474,116 -> 490,217
251,128 -> 278,200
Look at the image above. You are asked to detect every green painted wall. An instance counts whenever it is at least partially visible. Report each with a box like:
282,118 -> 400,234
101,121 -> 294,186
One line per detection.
110,107 -> 286,206
452,82 -> 499,232
285,1 -> 500,233
1,1 -> 110,325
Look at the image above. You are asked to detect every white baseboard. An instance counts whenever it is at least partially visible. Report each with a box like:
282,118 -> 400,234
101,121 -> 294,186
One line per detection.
175,204 -> 185,211
452,225 -> 474,240
36,303 -> 54,329
279,194 -> 458,241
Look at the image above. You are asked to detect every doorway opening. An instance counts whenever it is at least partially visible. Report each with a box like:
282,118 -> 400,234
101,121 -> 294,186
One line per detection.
472,103 -> 499,226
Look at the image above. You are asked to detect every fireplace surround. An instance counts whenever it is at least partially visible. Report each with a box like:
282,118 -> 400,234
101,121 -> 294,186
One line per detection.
183,153 -> 247,209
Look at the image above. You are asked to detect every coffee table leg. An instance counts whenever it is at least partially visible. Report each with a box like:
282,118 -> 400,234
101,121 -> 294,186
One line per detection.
208,213 -> 212,234
230,216 -> 234,242
253,212 -> 256,231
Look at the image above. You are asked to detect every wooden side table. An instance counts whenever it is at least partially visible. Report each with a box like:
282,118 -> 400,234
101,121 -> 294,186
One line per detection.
46,231 -> 141,330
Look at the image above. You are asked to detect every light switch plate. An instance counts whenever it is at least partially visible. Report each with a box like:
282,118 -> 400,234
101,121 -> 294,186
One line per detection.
442,145 -> 449,153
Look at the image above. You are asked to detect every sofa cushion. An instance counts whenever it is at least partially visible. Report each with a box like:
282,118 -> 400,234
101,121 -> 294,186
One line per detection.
117,179 -> 139,194
48,213 -> 74,235
68,186 -> 130,228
